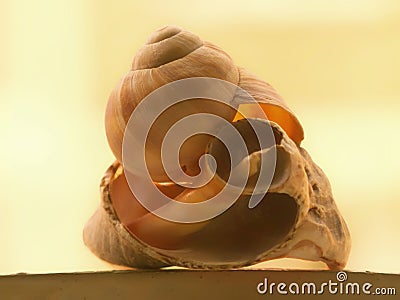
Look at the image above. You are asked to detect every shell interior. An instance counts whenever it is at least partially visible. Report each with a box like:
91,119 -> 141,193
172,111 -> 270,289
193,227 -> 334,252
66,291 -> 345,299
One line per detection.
110,119 -> 299,265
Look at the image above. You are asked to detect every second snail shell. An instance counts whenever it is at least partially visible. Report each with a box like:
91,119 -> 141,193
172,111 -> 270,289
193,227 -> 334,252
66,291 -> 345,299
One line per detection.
105,25 -> 304,182
84,25 -> 350,270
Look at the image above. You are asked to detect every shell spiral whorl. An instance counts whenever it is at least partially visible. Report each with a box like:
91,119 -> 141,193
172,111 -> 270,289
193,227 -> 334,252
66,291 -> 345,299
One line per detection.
132,25 -> 203,69
105,26 -> 241,182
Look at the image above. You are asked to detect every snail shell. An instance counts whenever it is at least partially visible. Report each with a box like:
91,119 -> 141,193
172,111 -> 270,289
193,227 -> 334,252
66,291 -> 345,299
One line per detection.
105,25 -> 304,182
85,26 -> 350,270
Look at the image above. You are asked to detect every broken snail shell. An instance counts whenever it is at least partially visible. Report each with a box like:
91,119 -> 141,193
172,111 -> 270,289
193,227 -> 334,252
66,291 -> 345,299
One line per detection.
84,25 -> 350,270
84,120 -> 350,269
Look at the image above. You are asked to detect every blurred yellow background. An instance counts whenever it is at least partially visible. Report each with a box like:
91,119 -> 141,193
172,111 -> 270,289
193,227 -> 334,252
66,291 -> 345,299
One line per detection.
1,0 -> 400,274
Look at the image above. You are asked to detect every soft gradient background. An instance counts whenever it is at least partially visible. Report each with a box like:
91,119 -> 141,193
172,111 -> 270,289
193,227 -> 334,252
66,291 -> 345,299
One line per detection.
1,0 -> 399,275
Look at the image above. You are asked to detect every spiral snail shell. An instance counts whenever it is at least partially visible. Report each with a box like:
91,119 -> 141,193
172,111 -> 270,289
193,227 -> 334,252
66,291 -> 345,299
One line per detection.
105,25 -> 303,182
84,26 -> 350,270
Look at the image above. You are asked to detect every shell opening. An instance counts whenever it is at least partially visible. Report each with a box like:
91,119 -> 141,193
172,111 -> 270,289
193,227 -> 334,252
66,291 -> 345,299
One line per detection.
175,192 -> 298,263
110,166 -> 299,264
